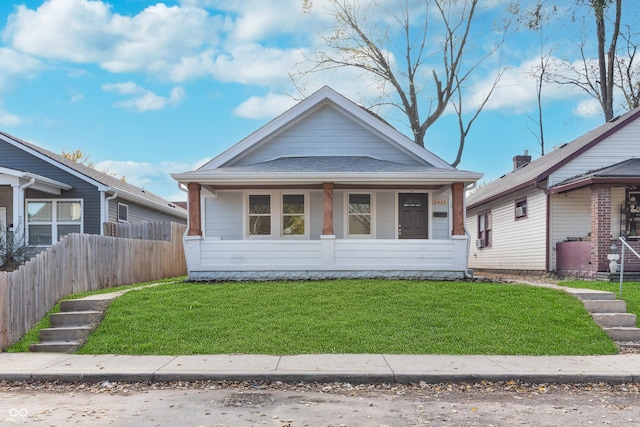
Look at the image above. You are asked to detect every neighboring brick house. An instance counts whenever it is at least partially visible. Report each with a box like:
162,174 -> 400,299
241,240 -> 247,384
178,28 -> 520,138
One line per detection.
466,106 -> 640,278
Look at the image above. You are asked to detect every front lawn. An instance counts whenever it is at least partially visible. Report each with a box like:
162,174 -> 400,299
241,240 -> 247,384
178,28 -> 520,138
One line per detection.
75,280 -> 617,355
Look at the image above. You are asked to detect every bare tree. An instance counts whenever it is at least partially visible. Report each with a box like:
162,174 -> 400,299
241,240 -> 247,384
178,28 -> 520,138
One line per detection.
615,23 -> 640,111
519,2 -> 557,156
545,0 -> 623,122
299,0 -> 509,167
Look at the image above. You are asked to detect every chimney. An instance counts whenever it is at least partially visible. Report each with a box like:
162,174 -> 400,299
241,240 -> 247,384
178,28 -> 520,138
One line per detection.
513,149 -> 531,170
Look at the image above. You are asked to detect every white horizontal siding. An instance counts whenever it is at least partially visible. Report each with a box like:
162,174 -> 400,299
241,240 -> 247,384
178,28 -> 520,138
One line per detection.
549,119 -> 640,186
376,191 -> 396,239
186,237 -> 468,273
549,188 -> 592,270
230,106 -> 423,166
467,188 -> 546,271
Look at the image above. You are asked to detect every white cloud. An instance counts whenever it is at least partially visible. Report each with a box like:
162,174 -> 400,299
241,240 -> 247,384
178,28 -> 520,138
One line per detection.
233,92 -> 298,119
0,109 -> 23,126
0,47 -> 42,90
574,98 -> 602,118
102,82 -> 185,112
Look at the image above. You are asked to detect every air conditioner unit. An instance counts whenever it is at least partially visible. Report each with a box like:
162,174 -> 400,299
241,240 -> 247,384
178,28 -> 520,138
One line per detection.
476,238 -> 485,248
516,206 -> 526,217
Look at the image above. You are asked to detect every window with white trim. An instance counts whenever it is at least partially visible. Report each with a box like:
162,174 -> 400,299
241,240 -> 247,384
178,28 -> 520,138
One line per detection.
347,193 -> 372,236
515,198 -> 528,220
246,192 -> 308,238
27,199 -> 83,246
118,203 -> 129,222
477,211 -> 492,248
248,194 -> 271,236
282,194 -> 305,236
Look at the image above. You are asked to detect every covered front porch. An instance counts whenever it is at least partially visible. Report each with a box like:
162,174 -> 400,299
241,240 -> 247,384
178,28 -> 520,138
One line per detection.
550,160 -> 640,278
183,181 -> 471,281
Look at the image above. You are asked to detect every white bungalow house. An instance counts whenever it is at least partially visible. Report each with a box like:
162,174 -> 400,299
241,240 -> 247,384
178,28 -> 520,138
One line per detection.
172,86 -> 482,281
466,106 -> 640,278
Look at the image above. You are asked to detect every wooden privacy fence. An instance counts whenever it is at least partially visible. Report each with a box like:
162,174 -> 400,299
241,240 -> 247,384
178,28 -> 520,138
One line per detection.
0,222 -> 186,350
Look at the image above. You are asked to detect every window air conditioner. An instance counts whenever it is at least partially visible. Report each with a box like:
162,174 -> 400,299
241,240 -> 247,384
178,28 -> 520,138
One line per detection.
516,206 -> 525,217
476,238 -> 485,248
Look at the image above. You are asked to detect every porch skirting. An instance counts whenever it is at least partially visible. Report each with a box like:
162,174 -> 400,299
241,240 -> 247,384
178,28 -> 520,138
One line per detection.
188,269 -> 466,282
184,236 -> 469,282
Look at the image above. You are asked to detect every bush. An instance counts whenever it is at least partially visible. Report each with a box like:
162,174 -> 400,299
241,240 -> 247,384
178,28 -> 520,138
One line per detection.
0,230 -> 36,272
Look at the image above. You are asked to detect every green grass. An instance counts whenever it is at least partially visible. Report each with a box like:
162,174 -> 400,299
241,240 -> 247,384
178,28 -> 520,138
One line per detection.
6,276 -> 185,352
561,280 -> 640,327
74,279 -> 617,356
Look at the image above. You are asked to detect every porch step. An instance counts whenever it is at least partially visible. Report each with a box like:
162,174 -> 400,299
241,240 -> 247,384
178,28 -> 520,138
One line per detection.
29,294 -> 117,353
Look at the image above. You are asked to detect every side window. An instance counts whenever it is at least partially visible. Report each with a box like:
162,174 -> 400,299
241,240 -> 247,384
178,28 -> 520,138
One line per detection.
477,211 -> 492,248
248,194 -> 271,236
515,198 -> 528,220
117,203 -> 129,222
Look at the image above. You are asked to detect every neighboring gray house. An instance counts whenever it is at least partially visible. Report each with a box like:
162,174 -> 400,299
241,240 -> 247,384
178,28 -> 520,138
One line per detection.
466,106 -> 640,278
172,86 -> 482,281
0,131 -> 187,248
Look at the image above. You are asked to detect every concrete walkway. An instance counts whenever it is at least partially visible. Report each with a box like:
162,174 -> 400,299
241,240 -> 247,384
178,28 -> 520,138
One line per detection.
2,352 -> 640,384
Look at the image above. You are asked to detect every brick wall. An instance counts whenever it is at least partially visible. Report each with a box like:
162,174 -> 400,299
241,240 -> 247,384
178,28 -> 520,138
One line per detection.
591,185 -> 611,272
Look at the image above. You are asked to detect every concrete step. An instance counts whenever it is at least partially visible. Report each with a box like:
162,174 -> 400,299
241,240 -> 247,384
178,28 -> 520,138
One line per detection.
29,341 -> 83,353
592,312 -> 637,328
582,299 -> 627,313
568,289 -> 617,301
604,327 -> 640,342
39,325 -> 94,342
50,311 -> 105,327
60,298 -> 112,312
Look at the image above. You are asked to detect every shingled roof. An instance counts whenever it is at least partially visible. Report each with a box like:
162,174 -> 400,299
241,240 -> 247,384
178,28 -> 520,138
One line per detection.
0,131 -> 186,219
467,106 -> 640,209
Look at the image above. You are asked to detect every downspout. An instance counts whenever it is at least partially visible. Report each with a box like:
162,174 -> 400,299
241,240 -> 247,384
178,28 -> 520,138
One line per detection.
463,182 -> 473,279
17,177 -> 36,238
101,190 -> 118,235
534,177 -> 551,273
177,183 -> 189,238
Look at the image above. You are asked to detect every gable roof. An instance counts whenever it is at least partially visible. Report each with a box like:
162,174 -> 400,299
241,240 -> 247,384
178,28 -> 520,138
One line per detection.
548,158 -> 640,193
173,86 -> 482,186
199,86 -> 454,171
0,131 -> 186,219
467,106 -> 640,209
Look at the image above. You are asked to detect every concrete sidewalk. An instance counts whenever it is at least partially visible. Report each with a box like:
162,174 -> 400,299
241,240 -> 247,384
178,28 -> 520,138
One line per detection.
2,353 -> 640,384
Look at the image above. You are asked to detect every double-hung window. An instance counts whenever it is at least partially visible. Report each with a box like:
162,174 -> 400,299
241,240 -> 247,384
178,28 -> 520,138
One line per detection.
247,193 -> 307,237
477,211 -> 492,248
27,199 -> 83,246
348,193 -> 372,236
515,198 -> 528,219
248,194 -> 271,236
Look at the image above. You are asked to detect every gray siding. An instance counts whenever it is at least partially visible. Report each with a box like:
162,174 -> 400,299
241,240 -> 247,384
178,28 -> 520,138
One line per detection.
432,193 -> 450,240
310,190 -> 323,240
376,191 -> 396,239
108,197 -> 186,225
227,106 -> 424,167
1,140 -> 102,234
204,192 -> 243,239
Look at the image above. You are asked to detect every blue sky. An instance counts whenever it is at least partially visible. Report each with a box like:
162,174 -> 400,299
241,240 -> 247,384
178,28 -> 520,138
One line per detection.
0,0 -> 629,201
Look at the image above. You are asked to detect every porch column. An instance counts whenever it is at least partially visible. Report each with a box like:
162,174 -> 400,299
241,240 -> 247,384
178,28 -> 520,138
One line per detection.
322,182 -> 334,236
451,182 -> 465,236
591,184 -> 611,272
187,182 -> 202,236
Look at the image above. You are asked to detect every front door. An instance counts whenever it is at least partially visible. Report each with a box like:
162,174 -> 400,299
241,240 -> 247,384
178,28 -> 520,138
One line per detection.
398,193 -> 428,239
